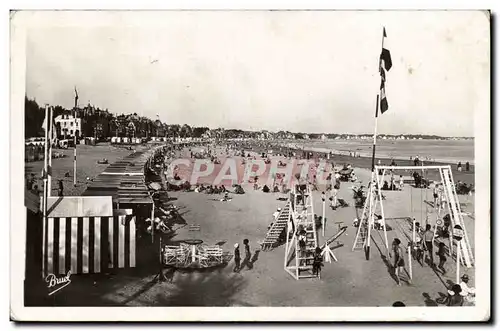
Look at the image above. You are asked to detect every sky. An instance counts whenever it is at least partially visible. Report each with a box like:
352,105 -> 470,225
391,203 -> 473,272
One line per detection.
24,11 -> 489,136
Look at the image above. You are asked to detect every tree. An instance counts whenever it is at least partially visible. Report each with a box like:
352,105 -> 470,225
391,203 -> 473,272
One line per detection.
192,127 -> 210,138
169,124 -> 181,138
180,124 -> 192,138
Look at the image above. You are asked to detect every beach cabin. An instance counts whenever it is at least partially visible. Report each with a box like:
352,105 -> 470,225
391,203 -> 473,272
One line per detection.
42,196 -> 137,276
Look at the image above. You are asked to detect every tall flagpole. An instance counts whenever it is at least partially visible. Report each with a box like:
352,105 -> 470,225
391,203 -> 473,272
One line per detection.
47,106 -> 53,197
73,91 -> 78,187
366,27 -> 386,260
42,105 -> 50,276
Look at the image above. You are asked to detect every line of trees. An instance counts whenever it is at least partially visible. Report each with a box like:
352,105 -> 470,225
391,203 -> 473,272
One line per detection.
24,97 -> 210,140
25,96 -> 472,141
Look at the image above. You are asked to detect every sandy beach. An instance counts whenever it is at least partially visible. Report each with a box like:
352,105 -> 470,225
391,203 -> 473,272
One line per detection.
26,141 -> 476,307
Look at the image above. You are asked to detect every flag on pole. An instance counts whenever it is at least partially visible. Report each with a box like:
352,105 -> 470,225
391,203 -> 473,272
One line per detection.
379,28 -> 392,114
380,81 -> 388,114
41,108 -> 57,178
41,110 -> 57,144
380,28 -> 392,72
74,86 -> 79,107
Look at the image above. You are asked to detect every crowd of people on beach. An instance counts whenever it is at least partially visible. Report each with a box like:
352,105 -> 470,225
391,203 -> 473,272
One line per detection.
131,139 -> 477,305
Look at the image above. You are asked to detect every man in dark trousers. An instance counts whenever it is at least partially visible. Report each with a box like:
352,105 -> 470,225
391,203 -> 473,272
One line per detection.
423,224 -> 435,267
241,239 -> 252,270
58,179 -> 64,197
233,243 -> 241,272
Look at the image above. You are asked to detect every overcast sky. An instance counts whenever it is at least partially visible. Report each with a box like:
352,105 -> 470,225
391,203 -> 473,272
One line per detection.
25,11 -> 489,136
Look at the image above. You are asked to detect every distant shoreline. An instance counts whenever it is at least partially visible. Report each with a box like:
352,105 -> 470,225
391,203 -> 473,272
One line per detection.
278,138 -> 474,166
232,140 -> 476,185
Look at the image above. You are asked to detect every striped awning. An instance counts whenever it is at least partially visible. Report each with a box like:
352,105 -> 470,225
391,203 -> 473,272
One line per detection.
46,196 -> 113,218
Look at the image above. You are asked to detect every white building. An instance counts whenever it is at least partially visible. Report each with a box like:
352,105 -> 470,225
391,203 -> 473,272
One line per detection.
55,114 -> 82,138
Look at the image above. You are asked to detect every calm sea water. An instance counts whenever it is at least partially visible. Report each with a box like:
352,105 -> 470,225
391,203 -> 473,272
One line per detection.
300,139 -> 474,165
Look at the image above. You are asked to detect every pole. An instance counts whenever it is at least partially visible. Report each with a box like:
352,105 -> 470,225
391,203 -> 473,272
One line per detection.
73,109 -> 78,186
366,177 -> 374,260
412,217 -> 416,242
322,197 -> 326,237
408,245 -> 413,279
47,106 -> 53,197
151,193 -> 155,244
42,105 -> 50,276
456,240 -> 461,284
366,27 -> 386,260
370,95 -> 380,173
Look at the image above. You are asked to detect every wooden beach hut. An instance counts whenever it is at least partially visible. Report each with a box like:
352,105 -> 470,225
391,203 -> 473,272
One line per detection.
43,196 -> 137,276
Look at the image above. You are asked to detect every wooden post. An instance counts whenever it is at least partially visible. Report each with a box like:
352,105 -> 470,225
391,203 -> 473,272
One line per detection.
42,105 -> 49,276
408,245 -> 412,279
73,130 -> 77,186
47,107 -> 53,197
321,192 -> 326,237
456,240 -> 461,284
151,194 -> 155,244
412,218 -> 416,243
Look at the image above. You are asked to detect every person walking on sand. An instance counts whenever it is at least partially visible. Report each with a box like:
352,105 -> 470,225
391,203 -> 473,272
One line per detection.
457,162 -> 462,172
233,243 -> 241,272
459,274 -> 476,304
330,186 -> 338,210
392,238 -> 409,286
58,179 -> 64,197
399,175 -> 404,190
241,239 -> 252,270
433,183 -> 440,208
437,242 -> 447,274
423,224 -> 435,267
312,247 -> 324,278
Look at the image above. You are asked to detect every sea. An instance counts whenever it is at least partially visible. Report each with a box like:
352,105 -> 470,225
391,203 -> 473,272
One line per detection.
292,139 -> 474,165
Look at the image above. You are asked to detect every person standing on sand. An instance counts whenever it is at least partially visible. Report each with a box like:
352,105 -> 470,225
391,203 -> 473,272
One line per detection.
58,179 -> 64,197
330,186 -> 338,209
423,224 -> 435,267
399,175 -> 404,190
312,247 -> 323,278
437,242 -> 447,274
233,243 -> 241,272
457,162 -> 462,172
433,183 -> 439,208
391,238 -> 409,286
466,161 -> 470,172
240,239 -> 252,270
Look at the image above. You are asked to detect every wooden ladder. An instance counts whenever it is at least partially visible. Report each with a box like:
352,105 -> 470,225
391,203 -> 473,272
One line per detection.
295,185 -> 319,279
261,201 -> 291,251
352,184 -> 371,251
440,167 -> 474,268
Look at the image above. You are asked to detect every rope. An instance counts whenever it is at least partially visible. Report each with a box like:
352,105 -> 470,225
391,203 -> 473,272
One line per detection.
420,184 -> 423,226
410,184 -> 413,220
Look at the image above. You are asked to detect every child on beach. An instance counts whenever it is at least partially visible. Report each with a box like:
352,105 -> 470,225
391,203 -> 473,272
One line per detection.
392,238 -> 410,286
459,274 -> 476,304
240,239 -> 252,270
330,187 -> 338,209
413,236 -> 424,265
423,224 -> 435,266
433,183 -> 439,208
312,247 -> 324,278
297,229 -> 307,261
233,243 -> 241,272
437,242 -> 447,274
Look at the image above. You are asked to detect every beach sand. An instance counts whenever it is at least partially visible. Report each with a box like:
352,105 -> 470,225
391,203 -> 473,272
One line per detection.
24,144 -> 147,196
27,143 -> 475,307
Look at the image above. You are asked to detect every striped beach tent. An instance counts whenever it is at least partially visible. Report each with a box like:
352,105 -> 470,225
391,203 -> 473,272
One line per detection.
43,196 -> 136,276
